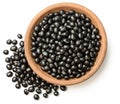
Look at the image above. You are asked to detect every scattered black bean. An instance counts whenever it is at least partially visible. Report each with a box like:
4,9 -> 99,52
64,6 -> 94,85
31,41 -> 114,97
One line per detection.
19,41 -> 24,47
6,64 -> 12,70
6,71 -> 13,77
43,93 -> 48,98
54,91 -> 59,96
5,57 -> 11,63
15,83 -> 21,89
53,85 -> 59,91
60,86 -> 67,91
36,88 -> 41,94
24,89 -> 29,95
12,77 -> 17,82
12,39 -> 18,45
22,81 -> 28,87
6,39 -> 12,44
10,46 -> 17,51
46,88 -> 52,94
34,94 -> 39,100
17,34 -> 23,39
28,86 -> 34,92
3,50 -> 9,55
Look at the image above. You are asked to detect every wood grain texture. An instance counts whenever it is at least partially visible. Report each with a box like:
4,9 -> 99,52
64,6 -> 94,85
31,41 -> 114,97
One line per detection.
24,2 -> 107,85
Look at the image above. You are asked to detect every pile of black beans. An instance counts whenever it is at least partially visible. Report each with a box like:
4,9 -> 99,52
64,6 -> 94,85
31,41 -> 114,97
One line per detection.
31,10 -> 101,80
3,34 -> 67,100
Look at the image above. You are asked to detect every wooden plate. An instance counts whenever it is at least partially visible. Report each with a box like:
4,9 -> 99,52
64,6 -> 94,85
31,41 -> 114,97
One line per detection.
24,2 -> 107,85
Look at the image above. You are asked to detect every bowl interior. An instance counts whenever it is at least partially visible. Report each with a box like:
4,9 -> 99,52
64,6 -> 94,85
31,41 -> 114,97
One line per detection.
24,3 -> 107,85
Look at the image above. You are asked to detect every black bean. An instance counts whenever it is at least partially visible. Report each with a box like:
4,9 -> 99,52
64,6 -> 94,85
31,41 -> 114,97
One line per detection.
42,51 -> 48,57
12,77 -> 17,82
46,88 -> 52,94
35,58 -> 40,63
63,45 -> 69,50
90,61 -> 94,66
70,34 -> 75,40
54,27 -> 58,33
12,39 -> 18,45
17,34 -> 22,39
78,33 -> 83,39
80,13 -> 86,20
28,86 -> 34,92
34,25 -> 40,32
59,10 -> 65,14
61,32 -> 68,37
16,68 -> 22,74
76,40 -> 81,45
96,41 -> 101,47
54,22 -> 60,27
36,88 -> 41,94
81,72 -> 86,76
70,22 -> 75,26
17,77 -> 22,83
22,81 -> 28,87
96,34 -> 101,40
19,41 -> 24,47
10,46 -> 17,51
5,57 -> 11,63
68,10 -> 75,14
54,91 -> 59,96
34,94 -> 39,100
54,16 -> 61,21
31,52 -> 38,58
60,86 -> 67,91
64,75 -> 69,80
6,39 -> 12,44
43,93 -> 48,98
24,89 -> 29,95
15,83 -> 21,89
3,34 -> 68,100
14,55 -> 20,61
76,73 -> 81,78
53,85 -> 59,91
6,71 -> 13,77
27,80 -> 33,85
3,50 -> 9,55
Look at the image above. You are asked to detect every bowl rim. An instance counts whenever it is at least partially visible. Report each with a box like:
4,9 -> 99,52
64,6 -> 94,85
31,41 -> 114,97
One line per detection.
24,2 -> 107,85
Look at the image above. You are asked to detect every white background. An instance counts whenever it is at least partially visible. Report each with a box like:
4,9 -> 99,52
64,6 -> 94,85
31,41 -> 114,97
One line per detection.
0,0 -> 119,104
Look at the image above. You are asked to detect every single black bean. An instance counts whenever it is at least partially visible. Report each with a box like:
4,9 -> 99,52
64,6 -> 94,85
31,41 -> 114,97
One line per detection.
12,39 -> 18,45
6,39 -> 12,44
43,93 -> 48,98
3,50 -> 9,55
46,88 -> 52,94
6,71 -> 13,77
28,86 -> 34,92
54,91 -> 59,96
12,77 -> 17,82
19,41 -> 24,47
36,88 -> 41,94
15,83 -> 21,89
17,34 -> 23,39
5,57 -> 11,63
34,94 -> 39,100
34,25 -> 41,32
22,81 -> 28,87
10,46 -> 17,51
53,85 -> 59,91
24,89 -> 29,95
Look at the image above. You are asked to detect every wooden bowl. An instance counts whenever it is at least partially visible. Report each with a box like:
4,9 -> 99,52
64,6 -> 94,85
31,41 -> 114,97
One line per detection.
24,2 -> 107,85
